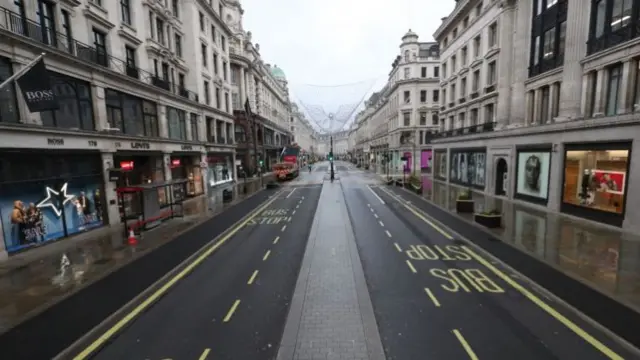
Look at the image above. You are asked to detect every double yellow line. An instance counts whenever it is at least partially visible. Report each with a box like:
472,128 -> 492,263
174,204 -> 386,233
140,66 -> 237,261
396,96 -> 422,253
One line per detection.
72,190 -> 285,360
376,186 -> 625,360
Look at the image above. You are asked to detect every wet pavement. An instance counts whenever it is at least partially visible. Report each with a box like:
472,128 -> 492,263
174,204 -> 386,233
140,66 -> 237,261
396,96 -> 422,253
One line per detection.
0,176 -> 271,336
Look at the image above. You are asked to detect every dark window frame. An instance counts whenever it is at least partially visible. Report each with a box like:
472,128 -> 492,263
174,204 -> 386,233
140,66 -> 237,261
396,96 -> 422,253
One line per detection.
588,0 -> 639,55
120,0 -> 131,24
529,0 -> 567,77
0,57 -> 20,123
105,89 -> 158,137
41,71 -> 94,131
167,106 -> 187,140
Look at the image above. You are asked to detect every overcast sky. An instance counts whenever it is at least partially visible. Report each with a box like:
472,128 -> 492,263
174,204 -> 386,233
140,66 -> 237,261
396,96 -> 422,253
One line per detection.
240,0 -> 455,131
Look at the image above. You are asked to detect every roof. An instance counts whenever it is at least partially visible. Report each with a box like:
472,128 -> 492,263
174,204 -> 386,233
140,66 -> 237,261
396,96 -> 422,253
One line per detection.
271,65 -> 286,80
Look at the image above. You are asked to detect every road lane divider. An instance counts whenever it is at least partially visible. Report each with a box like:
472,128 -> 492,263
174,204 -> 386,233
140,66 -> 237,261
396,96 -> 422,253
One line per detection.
406,260 -> 418,273
281,225 -> 287,232
248,270 -> 259,285
263,250 -> 271,261
380,185 -> 627,360
367,185 -> 386,204
424,288 -> 441,307
378,221 -> 384,227
69,189 -> 286,360
199,348 -> 211,360
377,186 -> 454,240
223,300 -> 241,322
386,230 -> 392,238
286,188 -> 297,198
452,329 -> 478,360
273,236 -> 280,244
394,243 -> 402,252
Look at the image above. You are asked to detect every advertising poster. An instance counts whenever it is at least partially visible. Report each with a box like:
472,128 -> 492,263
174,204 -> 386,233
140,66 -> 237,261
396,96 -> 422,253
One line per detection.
516,151 -> 551,199
434,151 -> 447,179
1,180 -> 104,253
592,170 -> 625,195
449,150 -> 486,187
421,150 -> 432,172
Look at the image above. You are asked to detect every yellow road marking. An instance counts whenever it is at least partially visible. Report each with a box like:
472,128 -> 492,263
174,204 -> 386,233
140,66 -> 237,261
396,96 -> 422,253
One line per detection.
378,186 -> 453,240
199,348 -> 211,360
223,300 -> 241,322
386,230 -> 392,238
273,236 -> 280,244
281,225 -> 287,231
383,184 -> 624,360
424,288 -> 441,307
394,243 -> 402,252
248,270 -> 259,285
462,246 -> 624,360
406,260 -> 417,273
452,329 -> 478,360
72,190 -> 284,360
263,250 -> 271,261
378,220 -> 384,227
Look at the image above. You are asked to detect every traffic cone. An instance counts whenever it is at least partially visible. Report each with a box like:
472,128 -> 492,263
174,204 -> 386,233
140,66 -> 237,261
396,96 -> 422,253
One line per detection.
127,228 -> 138,246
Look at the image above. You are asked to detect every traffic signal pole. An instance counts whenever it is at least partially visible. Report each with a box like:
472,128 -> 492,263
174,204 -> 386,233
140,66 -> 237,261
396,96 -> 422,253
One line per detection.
330,135 -> 335,181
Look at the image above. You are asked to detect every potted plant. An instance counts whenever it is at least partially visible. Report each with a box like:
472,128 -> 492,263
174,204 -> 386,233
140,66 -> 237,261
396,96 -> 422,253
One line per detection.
474,209 -> 502,228
407,175 -> 423,194
455,189 -> 475,213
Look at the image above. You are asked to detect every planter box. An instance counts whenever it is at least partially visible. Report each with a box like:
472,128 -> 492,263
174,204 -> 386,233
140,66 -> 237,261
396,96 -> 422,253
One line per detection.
386,178 -> 395,186
474,213 -> 502,228
456,199 -> 474,213
395,179 -> 404,187
410,183 -> 423,195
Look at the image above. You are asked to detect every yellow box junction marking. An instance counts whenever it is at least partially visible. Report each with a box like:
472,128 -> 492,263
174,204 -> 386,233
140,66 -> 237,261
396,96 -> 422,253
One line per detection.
73,190 -> 284,360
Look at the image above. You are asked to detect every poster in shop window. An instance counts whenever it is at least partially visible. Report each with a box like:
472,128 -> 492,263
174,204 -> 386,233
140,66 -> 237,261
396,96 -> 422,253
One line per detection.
449,150 -> 486,187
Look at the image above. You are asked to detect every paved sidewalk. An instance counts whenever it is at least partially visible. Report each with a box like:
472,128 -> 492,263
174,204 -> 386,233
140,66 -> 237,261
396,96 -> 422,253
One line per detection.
277,182 -> 385,360
0,177 -> 271,335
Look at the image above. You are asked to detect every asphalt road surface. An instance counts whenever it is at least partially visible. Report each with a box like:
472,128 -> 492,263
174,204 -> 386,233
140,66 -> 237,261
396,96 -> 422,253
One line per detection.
339,175 -> 637,359
71,185 -> 321,360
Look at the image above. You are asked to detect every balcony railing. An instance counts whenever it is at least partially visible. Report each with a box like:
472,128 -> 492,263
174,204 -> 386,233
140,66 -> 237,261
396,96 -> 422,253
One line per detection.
427,122 -> 496,142
0,7 -> 199,102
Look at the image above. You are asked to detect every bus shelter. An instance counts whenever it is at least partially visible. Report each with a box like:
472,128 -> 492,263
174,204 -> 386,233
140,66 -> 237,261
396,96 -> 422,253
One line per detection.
116,179 -> 188,236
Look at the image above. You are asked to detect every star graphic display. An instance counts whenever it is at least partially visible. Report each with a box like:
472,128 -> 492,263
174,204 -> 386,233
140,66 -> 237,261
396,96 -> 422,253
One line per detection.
36,183 -> 75,217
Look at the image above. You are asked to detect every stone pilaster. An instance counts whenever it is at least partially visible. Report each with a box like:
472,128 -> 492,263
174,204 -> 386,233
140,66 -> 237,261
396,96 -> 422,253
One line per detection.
496,2 -> 517,126
100,152 -> 121,226
557,0 -> 590,121
592,68 -> 607,116
158,104 -> 168,138
548,82 -> 559,122
509,0 -> 532,126
618,60 -> 633,114
239,67 -> 246,105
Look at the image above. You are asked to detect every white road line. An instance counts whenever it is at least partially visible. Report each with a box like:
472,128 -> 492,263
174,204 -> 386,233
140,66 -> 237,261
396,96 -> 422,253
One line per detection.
286,188 -> 296,198
378,221 -> 384,227
367,185 -> 385,204
373,213 -> 378,219
386,230 -> 392,237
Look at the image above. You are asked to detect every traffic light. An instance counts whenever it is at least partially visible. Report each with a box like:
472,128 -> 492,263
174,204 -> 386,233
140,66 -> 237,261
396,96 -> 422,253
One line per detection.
258,159 -> 264,166
328,152 -> 333,161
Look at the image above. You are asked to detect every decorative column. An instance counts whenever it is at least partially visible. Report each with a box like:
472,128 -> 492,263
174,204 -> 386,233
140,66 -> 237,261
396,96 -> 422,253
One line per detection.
618,60 -> 633,114
100,151 -> 121,227
496,0 -> 517,127
163,153 -> 173,181
532,88 -> 542,125
509,0 -> 531,126
548,83 -> 559,123
239,66 -> 246,104
524,90 -> 534,124
592,68 -> 607,116
557,1 -> 590,121
158,104 -> 169,138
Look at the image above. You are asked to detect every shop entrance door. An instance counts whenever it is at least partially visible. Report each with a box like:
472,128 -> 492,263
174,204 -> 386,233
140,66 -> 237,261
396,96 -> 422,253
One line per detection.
495,158 -> 507,196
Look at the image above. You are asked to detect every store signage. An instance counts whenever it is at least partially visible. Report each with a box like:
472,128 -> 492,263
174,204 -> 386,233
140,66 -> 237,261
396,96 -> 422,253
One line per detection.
47,138 -> 64,146
171,159 -> 181,167
17,58 -> 60,112
88,140 -> 98,147
36,183 -> 75,217
130,142 -> 151,149
120,161 -> 134,171
181,145 -> 194,150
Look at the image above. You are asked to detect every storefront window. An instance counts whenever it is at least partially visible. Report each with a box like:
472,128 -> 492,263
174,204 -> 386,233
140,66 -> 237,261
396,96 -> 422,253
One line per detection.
562,149 -> 628,215
434,151 -> 447,180
421,150 -> 432,173
449,150 -> 486,187
515,150 -> 551,202
0,153 -> 104,253
208,155 -> 232,186
0,56 -> 19,123
40,71 -> 94,130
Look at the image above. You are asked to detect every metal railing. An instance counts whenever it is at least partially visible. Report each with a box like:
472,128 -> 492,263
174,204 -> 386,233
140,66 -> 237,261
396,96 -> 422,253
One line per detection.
0,7 -> 199,102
